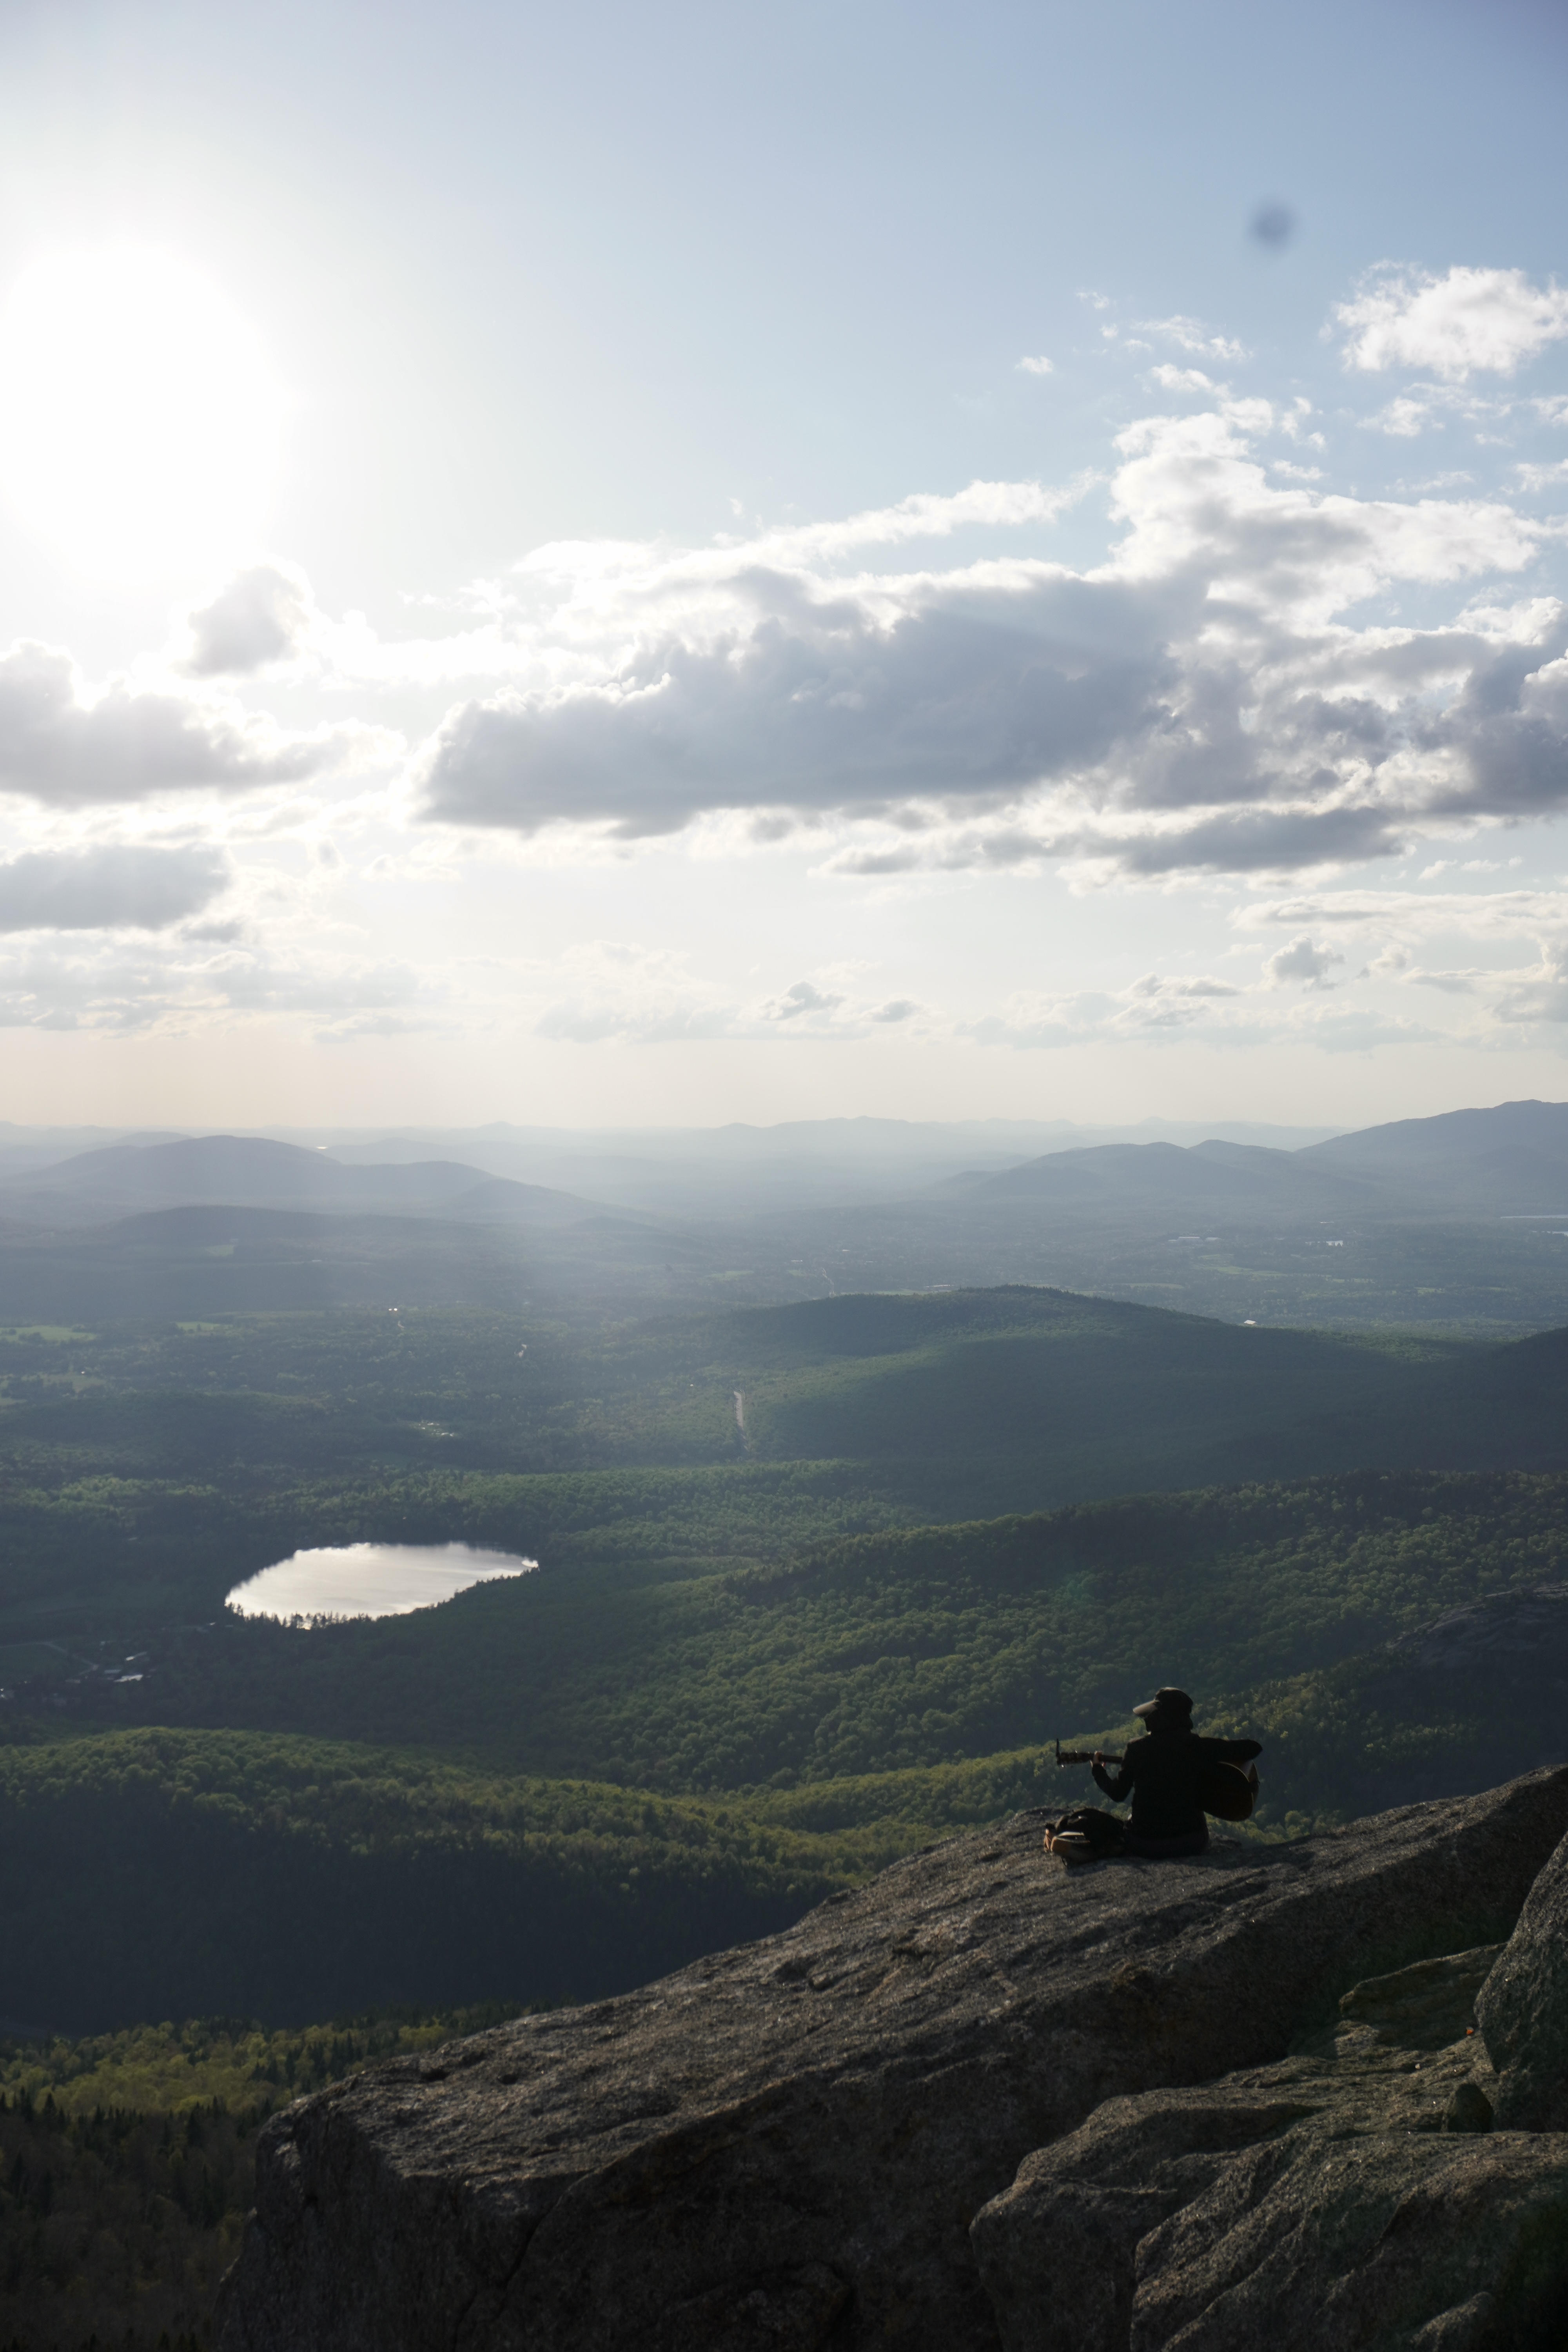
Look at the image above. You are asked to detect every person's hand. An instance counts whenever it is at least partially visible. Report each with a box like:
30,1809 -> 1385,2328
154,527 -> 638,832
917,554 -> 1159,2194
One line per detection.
1091,1749 -> 1108,1765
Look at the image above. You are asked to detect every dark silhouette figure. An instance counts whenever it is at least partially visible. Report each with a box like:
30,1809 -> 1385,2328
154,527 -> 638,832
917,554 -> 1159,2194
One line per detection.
1047,1687 -> 1261,1861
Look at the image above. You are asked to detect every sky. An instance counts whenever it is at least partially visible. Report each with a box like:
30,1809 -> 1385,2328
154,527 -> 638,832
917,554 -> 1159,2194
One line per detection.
2,0 -> 1568,1132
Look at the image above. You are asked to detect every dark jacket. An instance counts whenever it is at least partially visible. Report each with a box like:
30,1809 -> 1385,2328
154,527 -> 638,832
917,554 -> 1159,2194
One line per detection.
1092,1728 -> 1262,1838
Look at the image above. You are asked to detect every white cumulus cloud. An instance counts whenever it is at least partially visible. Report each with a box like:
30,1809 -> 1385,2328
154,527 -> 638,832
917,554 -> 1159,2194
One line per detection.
0,642 -> 350,807
764,978 -> 846,1022
181,563 -> 316,676
0,843 -> 229,932
403,389 -> 1568,885
1264,936 -> 1345,990
1336,265 -> 1568,381
1149,365 -> 1216,394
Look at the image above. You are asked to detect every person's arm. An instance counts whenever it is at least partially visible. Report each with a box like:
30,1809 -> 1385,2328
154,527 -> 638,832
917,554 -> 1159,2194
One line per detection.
1092,1748 -> 1133,1801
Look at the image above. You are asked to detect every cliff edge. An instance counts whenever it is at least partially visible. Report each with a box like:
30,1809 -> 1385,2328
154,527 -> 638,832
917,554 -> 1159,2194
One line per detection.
217,1767 -> 1568,2352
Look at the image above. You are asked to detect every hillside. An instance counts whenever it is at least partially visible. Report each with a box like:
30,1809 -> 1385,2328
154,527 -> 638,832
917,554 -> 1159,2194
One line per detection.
66,1466 -> 1563,1781
5,1465 -> 1568,2037
1299,1098 -> 1568,1206
11,1290 -> 1568,1656
7,1285 -> 1568,2112
0,1729 -> 867,2032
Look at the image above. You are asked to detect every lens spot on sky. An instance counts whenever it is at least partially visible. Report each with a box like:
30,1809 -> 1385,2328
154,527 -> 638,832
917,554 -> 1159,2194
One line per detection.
1249,201 -> 1297,249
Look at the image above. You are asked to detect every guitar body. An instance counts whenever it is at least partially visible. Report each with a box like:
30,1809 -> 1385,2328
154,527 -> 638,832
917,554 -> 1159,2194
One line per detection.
1197,1760 -> 1256,1821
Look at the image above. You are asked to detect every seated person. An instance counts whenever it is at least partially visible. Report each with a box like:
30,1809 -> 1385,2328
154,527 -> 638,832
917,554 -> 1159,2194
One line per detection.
1048,1687 -> 1262,1860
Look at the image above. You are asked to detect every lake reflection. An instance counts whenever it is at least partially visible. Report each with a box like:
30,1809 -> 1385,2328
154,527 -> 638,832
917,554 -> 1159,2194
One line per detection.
226,1541 -> 537,1622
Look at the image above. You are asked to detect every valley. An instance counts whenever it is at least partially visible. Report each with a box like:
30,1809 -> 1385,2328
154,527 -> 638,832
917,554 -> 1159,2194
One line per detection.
4,1105 -> 1568,2342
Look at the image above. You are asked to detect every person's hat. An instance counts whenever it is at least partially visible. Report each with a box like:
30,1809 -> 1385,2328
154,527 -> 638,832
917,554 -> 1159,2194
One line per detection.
1133,1686 -> 1194,1720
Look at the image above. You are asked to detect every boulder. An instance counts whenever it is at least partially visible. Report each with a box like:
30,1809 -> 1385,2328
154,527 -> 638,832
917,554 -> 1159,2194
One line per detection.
1332,1944 -> 1503,2048
971,2028 -> 1568,2352
1477,1827 -> 1568,2129
216,1768 -> 1568,2352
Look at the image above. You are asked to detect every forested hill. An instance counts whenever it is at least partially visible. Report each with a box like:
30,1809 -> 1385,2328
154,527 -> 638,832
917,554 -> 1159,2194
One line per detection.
4,1466 -> 1567,2036
68,1466 -> 1562,1783
8,1289 -> 1568,1647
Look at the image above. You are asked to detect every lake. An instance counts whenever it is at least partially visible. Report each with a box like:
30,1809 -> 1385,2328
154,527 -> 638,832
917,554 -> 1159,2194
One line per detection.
225,1541 -> 537,1622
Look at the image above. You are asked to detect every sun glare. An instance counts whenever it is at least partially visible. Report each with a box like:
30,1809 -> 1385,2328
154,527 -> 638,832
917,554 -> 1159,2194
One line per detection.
0,245 -> 286,583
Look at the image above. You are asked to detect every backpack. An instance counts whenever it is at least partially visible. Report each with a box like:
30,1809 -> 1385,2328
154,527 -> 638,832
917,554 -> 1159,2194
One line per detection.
1044,1808 -> 1128,1861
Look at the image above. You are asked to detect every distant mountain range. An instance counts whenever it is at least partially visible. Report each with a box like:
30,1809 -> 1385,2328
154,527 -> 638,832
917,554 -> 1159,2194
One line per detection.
942,1137 -> 1369,1214
1301,1099 -> 1568,1209
5,1100 -> 1568,1225
0,1134 -> 619,1229
941,1098 -> 1568,1221
0,1112 -> 1344,1220
3,1099 -> 1568,1331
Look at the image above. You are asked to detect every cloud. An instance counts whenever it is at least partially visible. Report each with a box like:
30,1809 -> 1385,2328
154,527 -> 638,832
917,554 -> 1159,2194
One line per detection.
404,384 -> 1567,885
763,979 -> 845,1022
1359,944 -> 1412,979
416,583 -> 1172,842
725,477 -> 1088,565
1149,366 -> 1216,393
528,939 -> 736,1044
965,965 -> 1259,1050
1016,356 -> 1054,377
1139,316 -> 1248,362
1237,887 -> 1568,939
515,941 -> 930,1047
534,1000 -> 733,1043
1405,965 -> 1480,995
1496,941 -> 1568,1024
181,563 -> 315,676
1116,971 -> 1244,1028
1363,386 -> 1468,439
1264,935 -> 1345,990
1115,808 -> 1412,877
1129,973 -> 1239,1000
1335,265 -> 1568,381
205,953 -> 427,1030
960,982 -> 1446,1054
0,642 -> 348,806
963,992 -> 1096,1049
1358,381 -> 1512,440
0,932 -> 428,1039
0,843 -> 229,932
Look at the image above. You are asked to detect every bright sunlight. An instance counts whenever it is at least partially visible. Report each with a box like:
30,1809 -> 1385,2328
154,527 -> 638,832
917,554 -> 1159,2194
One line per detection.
0,245 -> 285,583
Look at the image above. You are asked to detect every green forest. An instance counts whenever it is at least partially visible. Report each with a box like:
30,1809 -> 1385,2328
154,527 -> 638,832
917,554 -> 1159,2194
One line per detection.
3,1286 -> 1568,2345
0,2006 -> 517,2352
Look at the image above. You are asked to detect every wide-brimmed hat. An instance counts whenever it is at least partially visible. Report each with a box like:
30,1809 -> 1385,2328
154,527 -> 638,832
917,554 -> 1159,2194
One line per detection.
1132,1686 -> 1194,1721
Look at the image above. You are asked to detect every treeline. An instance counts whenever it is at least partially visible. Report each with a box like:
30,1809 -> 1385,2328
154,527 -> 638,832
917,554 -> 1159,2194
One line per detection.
1,2087 -> 240,2350
0,2007 -> 511,2352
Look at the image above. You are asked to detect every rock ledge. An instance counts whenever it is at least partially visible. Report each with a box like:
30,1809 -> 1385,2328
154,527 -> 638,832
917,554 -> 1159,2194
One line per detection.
218,1768 -> 1568,2352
